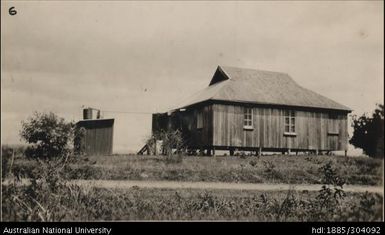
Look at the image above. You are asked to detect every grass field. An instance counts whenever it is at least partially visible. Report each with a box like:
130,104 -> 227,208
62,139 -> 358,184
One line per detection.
2,185 -> 382,221
8,153 -> 384,185
2,146 -> 384,221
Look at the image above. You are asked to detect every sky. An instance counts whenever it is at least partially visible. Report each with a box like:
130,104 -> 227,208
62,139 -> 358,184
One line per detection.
1,1 -> 383,154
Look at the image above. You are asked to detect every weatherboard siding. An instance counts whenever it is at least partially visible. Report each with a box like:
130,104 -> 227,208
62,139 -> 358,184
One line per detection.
83,126 -> 113,155
212,104 -> 348,151
76,119 -> 114,155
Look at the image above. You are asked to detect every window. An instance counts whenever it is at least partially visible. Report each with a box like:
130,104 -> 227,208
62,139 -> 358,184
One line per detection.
328,112 -> 339,135
197,111 -> 203,129
284,110 -> 296,134
244,108 -> 253,129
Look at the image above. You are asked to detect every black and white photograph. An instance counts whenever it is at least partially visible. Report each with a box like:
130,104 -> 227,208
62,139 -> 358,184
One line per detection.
1,0 -> 384,224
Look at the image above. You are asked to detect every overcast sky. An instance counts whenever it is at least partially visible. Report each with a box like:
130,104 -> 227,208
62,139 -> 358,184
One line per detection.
1,1 -> 383,153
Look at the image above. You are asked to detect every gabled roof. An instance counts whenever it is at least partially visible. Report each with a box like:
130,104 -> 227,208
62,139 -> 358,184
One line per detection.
172,66 -> 351,112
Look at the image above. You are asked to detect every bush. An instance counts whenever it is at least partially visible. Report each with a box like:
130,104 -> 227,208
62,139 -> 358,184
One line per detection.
249,159 -> 258,167
318,161 -> 345,187
344,192 -> 383,221
20,112 -> 74,160
2,146 -> 14,179
2,155 -> 79,221
350,104 -> 384,158
312,161 -> 346,220
148,130 -> 184,163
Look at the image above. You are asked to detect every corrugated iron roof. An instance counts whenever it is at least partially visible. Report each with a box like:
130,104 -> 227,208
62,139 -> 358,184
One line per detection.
76,118 -> 115,129
172,66 -> 351,112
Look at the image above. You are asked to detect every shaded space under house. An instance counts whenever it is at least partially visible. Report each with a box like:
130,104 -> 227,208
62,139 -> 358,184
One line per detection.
148,65 -> 352,156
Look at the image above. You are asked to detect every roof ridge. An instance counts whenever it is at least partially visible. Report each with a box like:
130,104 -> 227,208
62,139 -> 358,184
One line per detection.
219,65 -> 289,76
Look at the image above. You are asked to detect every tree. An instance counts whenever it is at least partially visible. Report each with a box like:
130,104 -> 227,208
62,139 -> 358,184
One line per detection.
350,104 -> 384,158
20,112 -> 74,159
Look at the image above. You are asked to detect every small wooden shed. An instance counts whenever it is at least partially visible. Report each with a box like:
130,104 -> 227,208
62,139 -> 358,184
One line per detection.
152,66 -> 352,155
75,108 -> 114,155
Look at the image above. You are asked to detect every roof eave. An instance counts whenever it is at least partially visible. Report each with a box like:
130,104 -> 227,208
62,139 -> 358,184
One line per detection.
209,99 -> 352,113
164,99 -> 352,113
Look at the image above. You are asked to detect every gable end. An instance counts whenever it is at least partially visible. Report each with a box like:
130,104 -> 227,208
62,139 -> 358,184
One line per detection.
208,66 -> 230,86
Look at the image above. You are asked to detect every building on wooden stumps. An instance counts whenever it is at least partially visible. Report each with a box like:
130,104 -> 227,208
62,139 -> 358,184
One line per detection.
152,66 -> 352,156
75,108 -> 114,155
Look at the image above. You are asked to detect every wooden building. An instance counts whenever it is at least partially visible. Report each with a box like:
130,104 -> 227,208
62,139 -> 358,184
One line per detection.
75,108 -> 114,155
152,66 -> 352,155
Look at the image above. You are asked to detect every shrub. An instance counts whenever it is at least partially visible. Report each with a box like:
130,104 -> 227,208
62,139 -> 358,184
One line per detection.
2,155 -> 78,221
344,192 -> 383,221
148,130 -> 184,163
249,159 -> 258,167
273,189 -> 298,221
263,161 -> 275,172
350,104 -> 384,158
2,146 -> 15,179
261,161 -> 284,182
318,161 -> 345,187
312,161 -> 346,220
20,112 -> 74,160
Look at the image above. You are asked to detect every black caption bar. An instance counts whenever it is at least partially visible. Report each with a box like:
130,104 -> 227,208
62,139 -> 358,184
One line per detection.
0,222 -> 384,235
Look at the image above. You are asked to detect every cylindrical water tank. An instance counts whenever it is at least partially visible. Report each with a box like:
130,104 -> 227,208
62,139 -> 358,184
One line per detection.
83,108 -> 93,120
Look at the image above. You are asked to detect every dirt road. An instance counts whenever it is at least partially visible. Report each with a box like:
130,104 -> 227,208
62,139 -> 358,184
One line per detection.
68,180 -> 384,194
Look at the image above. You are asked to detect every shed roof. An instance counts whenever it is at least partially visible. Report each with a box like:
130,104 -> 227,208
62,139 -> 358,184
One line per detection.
172,66 -> 351,112
76,118 -> 115,129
